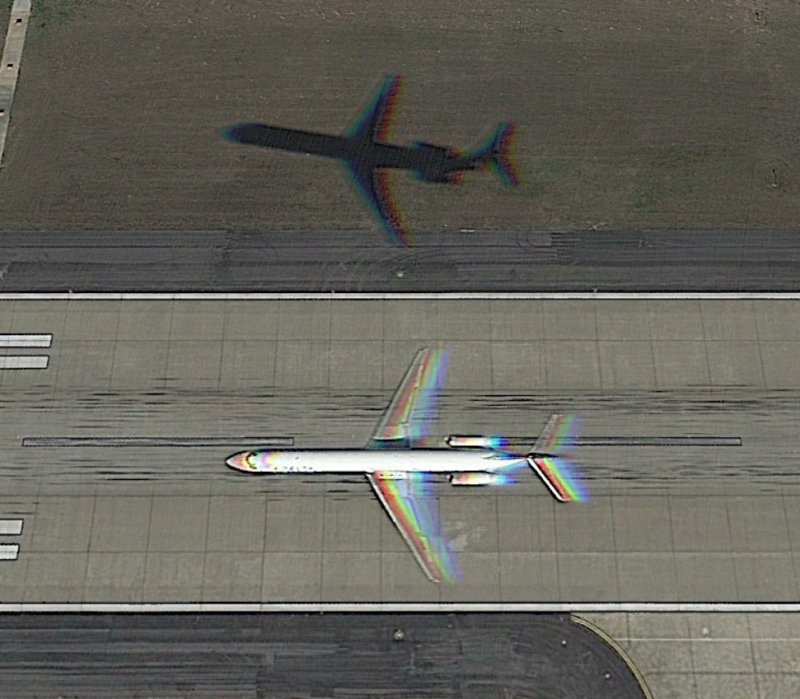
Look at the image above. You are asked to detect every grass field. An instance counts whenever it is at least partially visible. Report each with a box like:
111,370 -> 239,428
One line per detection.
0,0 -> 798,235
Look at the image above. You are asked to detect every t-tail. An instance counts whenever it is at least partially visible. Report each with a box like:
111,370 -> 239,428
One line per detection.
527,414 -> 589,502
470,122 -> 521,188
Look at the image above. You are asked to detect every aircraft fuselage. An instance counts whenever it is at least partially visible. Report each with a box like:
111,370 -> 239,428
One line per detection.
227,448 -> 520,475
224,124 -> 475,180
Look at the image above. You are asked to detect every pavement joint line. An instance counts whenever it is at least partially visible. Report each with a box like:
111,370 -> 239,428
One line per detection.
4,603 -> 800,613
0,0 -> 32,167
4,292 -> 800,300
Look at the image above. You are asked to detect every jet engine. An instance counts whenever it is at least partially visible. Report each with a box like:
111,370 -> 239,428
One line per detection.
449,472 -> 496,486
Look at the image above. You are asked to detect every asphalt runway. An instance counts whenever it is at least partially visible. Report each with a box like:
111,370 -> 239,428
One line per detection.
0,613 -> 647,698
1,229 -> 799,291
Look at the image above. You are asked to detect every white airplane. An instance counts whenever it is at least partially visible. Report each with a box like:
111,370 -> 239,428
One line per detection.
226,348 -> 587,583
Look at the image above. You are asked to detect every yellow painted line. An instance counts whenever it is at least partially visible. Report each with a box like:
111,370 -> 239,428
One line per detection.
0,0 -> 32,166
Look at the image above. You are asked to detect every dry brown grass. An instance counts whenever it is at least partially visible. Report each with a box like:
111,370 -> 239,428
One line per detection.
0,0 -> 798,235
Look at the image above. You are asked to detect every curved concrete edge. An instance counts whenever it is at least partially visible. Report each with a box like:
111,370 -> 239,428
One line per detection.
572,614 -> 655,699
0,0 -> 32,167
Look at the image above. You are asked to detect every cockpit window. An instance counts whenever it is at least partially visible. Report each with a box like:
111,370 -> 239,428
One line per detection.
245,452 -> 257,470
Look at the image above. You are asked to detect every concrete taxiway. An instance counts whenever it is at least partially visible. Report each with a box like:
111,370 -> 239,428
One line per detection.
1,296 -> 799,606
0,229 -> 799,291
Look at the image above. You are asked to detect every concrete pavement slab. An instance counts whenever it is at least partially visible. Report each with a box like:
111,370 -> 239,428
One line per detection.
261,552 -> 321,601
555,497 -> 615,552
274,340 -> 330,388
700,300 -> 758,341
558,553 -> 620,600
276,300 -> 331,341
61,301 -> 120,340
168,301 -> 226,341
616,554 -> 679,601
544,340 -> 602,388
727,496 -> 791,553
206,495 -> 267,553
439,552 -> 501,602
489,341 -> 548,388
598,341 -> 657,389
669,496 -> 733,553
147,497 -> 209,552
328,340 -> 383,388
30,496 -> 94,553
612,496 -> 673,552
116,302 -> 172,340
219,340 -> 277,389
732,553 -> 799,600
143,552 -> 205,601
440,494 -> 499,553
321,552 -> 382,600
23,552 -> 86,602
542,301 -> 597,340
263,496 -> 324,552
222,301 -> 279,340
489,300 -> 544,341
330,301 -> 384,341
498,552 -> 560,601
705,341 -> 766,387
595,301 -> 651,340
380,552 -> 441,602
89,496 -> 152,552
760,341 -> 800,388
648,301 -> 704,340
673,553 -> 737,599
496,495 -> 557,552
322,496 -> 382,552
110,340 -> 168,388
437,300 -> 492,340
202,552 -> 263,602
652,340 -> 710,387
78,555 -> 146,603
54,341 -> 115,388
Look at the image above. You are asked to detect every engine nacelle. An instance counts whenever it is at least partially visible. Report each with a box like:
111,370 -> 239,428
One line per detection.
446,435 -> 493,449
449,472 -> 495,486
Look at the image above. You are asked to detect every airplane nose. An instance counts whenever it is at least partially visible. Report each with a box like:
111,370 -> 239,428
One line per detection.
226,453 -> 247,471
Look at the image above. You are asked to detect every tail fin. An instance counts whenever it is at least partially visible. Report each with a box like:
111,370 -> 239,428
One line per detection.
528,414 -> 589,502
473,122 -> 521,188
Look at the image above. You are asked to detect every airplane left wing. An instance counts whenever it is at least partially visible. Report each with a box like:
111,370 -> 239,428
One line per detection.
369,347 -> 450,447
367,471 -> 459,583
347,75 -> 404,143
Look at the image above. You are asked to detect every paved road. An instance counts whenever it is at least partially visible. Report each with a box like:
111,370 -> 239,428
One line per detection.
0,613 -> 647,698
1,229 -> 798,291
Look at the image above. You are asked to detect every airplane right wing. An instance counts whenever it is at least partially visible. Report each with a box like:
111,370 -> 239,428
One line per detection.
346,163 -> 409,246
369,348 -> 450,447
367,471 -> 459,583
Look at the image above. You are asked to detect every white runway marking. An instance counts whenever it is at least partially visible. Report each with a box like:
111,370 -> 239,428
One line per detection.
3,602 -> 800,613
0,519 -> 23,536
0,334 -> 52,348
2,292 -> 800,300
0,544 -> 19,561
0,356 -> 48,369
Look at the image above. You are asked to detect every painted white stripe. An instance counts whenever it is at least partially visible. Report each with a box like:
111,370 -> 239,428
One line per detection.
0,519 -> 22,536
0,544 -> 19,561
0,334 -> 52,348
2,292 -> 800,301
0,356 -> 48,369
2,602 -> 800,613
